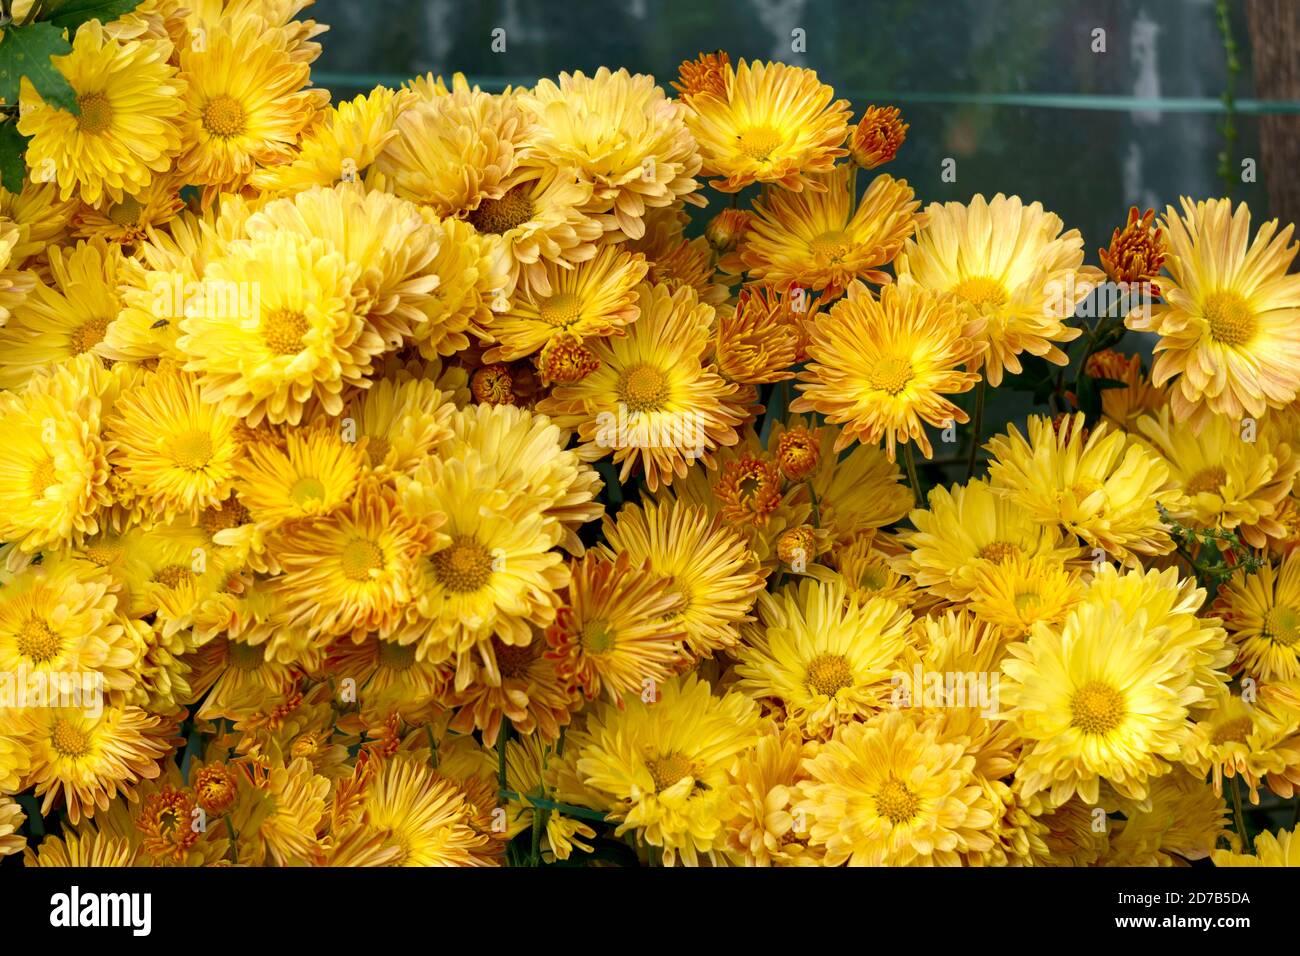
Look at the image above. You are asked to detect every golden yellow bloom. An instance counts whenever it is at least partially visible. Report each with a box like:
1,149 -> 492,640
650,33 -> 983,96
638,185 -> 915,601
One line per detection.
71,173 -> 185,246
671,51 -> 730,99
968,555 -> 1085,637
24,830 -> 137,867
1214,552 -> 1300,681
345,374 -> 456,476
545,551 -> 684,703
568,674 -> 761,865
599,500 -> 763,660
896,193 -> 1100,387
986,412 -> 1180,566
524,68 -> 703,239
1181,687 -> 1292,801
795,710 -> 996,866
1137,405 -> 1298,549
484,245 -> 647,362
178,229 -> 376,426
1213,827 -> 1300,866
537,282 -> 746,491
177,16 -> 327,189
1001,601 -> 1198,806
233,421 -> 365,526
0,796 -> 24,858
741,165 -> 921,294
232,758 -> 329,866
1127,197 -> 1300,430
684,59 -> 849,193
736,578 -> 913,737
106,366 -> 243,523
1100,206 -> 1166,291
446,636 -> 577,743
714,283 -> 802,385
412,214 -> 509,358
18,21 -> 184,205
0,238 -> 124,389
794,278 -> 984,460
1086,349 -> 1167,430
723,730 -> 820,866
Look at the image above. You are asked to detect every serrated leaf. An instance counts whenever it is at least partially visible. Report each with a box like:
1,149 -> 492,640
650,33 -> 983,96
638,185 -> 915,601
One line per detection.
0,22 -> 77,115
45,0 -> 146,30
0,120 -> 29,193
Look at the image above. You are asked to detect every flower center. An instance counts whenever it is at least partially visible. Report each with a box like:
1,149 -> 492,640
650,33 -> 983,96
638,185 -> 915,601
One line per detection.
70,317 -> 109,355
1013,588 -> 1042,613
805,653 -> 854,697
493,637 -> 537,680
378,640 -> 416,671
365,435 -> 391,467
83,539 -> 124,566
340,537 -> 384,582
580,620 -> 616,655
200,499 -> 249,534
977,541 -> 1018,563
539,292 -> 582,328
194,767 -> 236,814
430,535 -> 494,593
51,718 -> 91,758
263,309 -> 308,355
874,777 -> 920,824
1203,290 -> 1256,347
107,196 -> 143,227
619,363 -> 670,413
1071,680 -> 1126,735
17,618 -> 62,664
172,430 -> 214,470
1186,465 -> 1227,496
76,92 -> 113,135
1263,605 -> 1300,646
1211,716 -> 1254,745
646,752 -> 693,791
953,275 -> 1009,311
865,356 -> 914,395
736,125 -> 783,161
202,95 -> 248,138
809,230 -> 850,262
229,641 -> 264,671
154,564 -> 192,588
290,476 -> 327,508
467,184 -> 534,235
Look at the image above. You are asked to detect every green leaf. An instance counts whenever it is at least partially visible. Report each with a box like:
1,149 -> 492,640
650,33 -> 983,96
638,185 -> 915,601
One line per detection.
0,22 -> 77,115
45,0 -> 146,31
0,120 -> 29,193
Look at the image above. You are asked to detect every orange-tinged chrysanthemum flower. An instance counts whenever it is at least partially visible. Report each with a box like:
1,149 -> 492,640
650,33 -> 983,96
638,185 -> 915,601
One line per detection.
849,105 -> 908,170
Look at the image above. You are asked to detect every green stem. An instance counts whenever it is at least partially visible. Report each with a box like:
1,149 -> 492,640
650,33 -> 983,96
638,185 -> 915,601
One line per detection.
496,720 -> 509,797
1230,775 -> 1252,854
497,788 -> 608,823
965,377 -> 987,481
903,442 -> 924,507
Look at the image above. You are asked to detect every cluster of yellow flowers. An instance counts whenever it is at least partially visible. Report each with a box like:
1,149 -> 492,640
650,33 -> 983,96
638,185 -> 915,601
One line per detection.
3,2 -> 1300,868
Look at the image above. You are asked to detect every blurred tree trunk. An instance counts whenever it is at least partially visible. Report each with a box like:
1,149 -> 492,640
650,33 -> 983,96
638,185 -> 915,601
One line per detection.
1245,0 -> 1300,225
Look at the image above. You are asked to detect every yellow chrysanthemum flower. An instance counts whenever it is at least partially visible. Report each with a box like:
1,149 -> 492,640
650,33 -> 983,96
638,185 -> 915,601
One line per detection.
538,281 -> 746,491
0,218 -> 36,322
895,477 -> 1080,601
394,454 -> 567,670
1127,197 -> 1300,430
1106,770 -> 1229,866
407,213 -> 509,358
23,830 -> 137,867
794,709 -> 997,866
0,355 -> 116,554
344,374 -> 456,476
15,705 -> 176,824
484,245 -> 647,362
967,554 -> 1085,637
1001,601 -> 1199,806
232,758 -> 329,866
524,67 -> 703,239
233,420 -> 365,526
793,278 -> 984,460
895,193 -> 1100,387
243,184 -> 442,349
736,578 -> 913,737
504,733 -> 596,862
1181,687 -> 1294,801
251,85 -> 414,195
544,551 -> 684,704
723,729 -> 821,867
177,16 -> 328,189
70,172 -> 185,246
568,674 -> 761,866
437,402 -> 603,554
740,165 -> 921,294
1136,405 -> 1298,549
178,229 -> 378,426
986,412 -> 1180,566
683,59 -> 849,193
0,796 -> 24,858
0,238 -> 123,389
17,21 -> 184,205
105,365 -> 243,523
1213,552 -> 1300,681
598,500 -> 764,661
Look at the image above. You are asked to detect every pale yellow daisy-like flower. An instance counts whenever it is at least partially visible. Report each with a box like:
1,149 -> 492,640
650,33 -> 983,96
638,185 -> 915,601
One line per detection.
1213,552 -> 1300,682
895,193 -> 1101,387
1127,197 -> 1300,430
